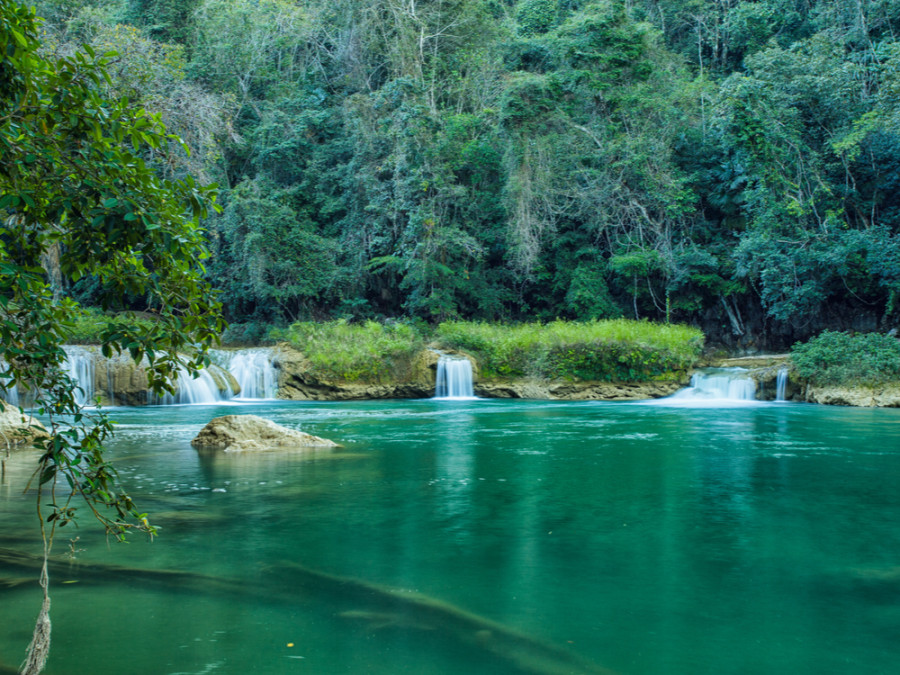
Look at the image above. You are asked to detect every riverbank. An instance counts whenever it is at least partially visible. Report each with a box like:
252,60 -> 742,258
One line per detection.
11,317 -> 900,407
268,318 -> 703,402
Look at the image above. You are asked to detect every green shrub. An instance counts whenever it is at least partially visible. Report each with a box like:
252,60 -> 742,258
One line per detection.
436,319 -> 703,382
274,320 -> 424,382
791,331 -> 900,386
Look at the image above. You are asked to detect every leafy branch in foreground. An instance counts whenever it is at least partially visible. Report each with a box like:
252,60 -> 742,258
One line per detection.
1,1 -> 224,672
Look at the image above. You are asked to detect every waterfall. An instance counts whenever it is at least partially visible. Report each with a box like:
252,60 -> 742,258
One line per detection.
775,367 -> 789,402
213,349 -> 278,399
63,345 -> 95,406
2,348 -> 95,407
0,358 -> 18,406
671,368 -> 757,402
148,365 -> 229,405
435,356 -> 475,399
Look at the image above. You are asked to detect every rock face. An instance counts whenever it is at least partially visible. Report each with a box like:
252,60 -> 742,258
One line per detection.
0,400 -> 48,449
475,378 -> 685,400
805,384 -> 900,407
191,414 -> 340,452
710,354 -> 790,368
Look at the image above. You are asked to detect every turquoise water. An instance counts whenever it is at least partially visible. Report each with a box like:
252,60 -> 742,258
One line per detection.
2,398 -> 900,674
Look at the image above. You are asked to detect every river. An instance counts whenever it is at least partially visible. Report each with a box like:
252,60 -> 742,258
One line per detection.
2,397 -> 899,674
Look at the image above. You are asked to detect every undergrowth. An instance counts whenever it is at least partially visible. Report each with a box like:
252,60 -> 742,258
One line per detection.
66,308 -> 159,345
272,319 -> 423,382
791,331 -> 900,386
436,319 -> 703,382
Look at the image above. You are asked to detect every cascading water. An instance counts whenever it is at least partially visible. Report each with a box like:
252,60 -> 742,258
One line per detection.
148,365 -> 229,405
775,366 -> 789,402
63,345 -> 95,406
670,368 -> 757,402
0,358 -> 18,406
434,356 -> 475,399
214,349 -> 278,399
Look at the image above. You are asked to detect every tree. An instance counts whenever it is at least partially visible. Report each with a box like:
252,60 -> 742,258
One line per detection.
1,1 -> 223,671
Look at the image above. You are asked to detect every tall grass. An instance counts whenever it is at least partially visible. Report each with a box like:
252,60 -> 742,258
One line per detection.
436,319 -> 703,381
791,331 -> 900,386
66,308 -> 159,345
273,320 -> 424,382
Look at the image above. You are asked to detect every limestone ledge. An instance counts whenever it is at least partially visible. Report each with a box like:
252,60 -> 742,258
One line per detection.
272,343 -> 688,401
272,344 -> 438,401
475,379 -> 684,401
804,384 -> 900,408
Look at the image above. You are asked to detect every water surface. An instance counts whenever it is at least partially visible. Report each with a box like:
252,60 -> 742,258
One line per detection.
2,399 -> 899,674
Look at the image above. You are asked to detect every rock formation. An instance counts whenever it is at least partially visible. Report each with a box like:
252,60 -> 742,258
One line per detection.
475,379 -> 684,400
804,384 -> 900,407
191,414 -> 339,452
272,344 -> 437,400
0,401 -> 48,450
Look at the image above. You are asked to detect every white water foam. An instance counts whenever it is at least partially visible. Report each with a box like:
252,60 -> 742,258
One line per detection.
434,356 -> 476,399
214,349 -> 278,399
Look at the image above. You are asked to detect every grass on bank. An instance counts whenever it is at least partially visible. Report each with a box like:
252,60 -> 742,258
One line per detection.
274,318 -> 703,383
436,319 -> 703,382
791,331 -> 900,386
271,320 -> 424,382
66,307 -> 159,344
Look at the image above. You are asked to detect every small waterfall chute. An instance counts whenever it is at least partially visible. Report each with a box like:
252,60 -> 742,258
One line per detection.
148,364 -> 229,405
775,366 -> 789,402
669,368 -> 757,403
215,349 -> 278,399
434,356 -> 475,399
63,345 -> 95,406
0,358 -> 19,406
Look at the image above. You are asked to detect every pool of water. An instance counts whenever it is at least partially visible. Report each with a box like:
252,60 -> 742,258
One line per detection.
2,398 -> 900,674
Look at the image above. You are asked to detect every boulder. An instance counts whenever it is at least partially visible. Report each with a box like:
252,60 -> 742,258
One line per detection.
191,414 -> 340,453
0,400 -> 48,450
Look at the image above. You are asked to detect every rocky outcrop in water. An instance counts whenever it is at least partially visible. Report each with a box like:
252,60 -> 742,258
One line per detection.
191,414 -> 340,452
475,379 -> 685,400
48,342 -> 691,403
272,343 -> 680,401
272,345 -> 438,400
0,401 -> 48,449
803,384 -> 900,407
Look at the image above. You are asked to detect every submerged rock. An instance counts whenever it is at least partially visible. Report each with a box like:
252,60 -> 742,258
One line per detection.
0,401 -> 48,449
190,414 -> 339,453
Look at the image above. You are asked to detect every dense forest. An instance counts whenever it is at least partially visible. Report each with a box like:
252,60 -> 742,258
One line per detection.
29,0 -> 900,349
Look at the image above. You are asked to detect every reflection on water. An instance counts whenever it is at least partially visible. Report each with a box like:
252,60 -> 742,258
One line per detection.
2,399 -> 900,675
